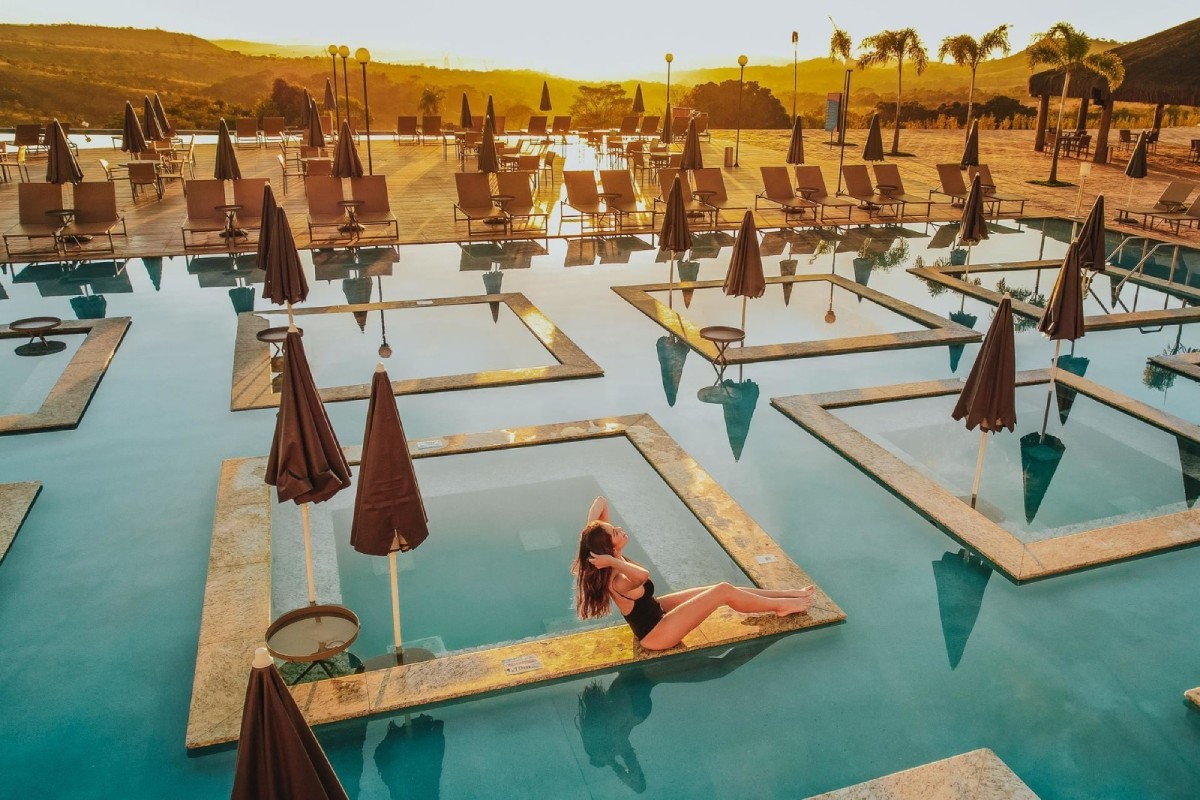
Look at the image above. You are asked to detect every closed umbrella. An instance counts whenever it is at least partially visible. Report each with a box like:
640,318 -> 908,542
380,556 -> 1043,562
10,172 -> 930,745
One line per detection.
679,117 -> 703,171
957,174 -> 990,280
265,328 -> 352,603
459,93 -> 472,130
121,101 -> 147,154
960,120 -> 979,169
477,117 -> 499,174
952,295 -> 1017,509
152,93 -> 171,137
539,81 -> 552,112
142,96 -> 165,142
1036,241 -> 1085,438
1074,195 -> 1107,276
215,118 -> 242,180
1124,131 -> 1148,208
351,365 -> 430,661
661,104 -> 673,146
659,174 -> 691,300
306,99 -> 325,150
331,119 -> 364,178
231,647 -> 349,800
256,183 -> 279,274
632,84 -> 645,115
45,119 -> 83,184
723,211 -> 765,334
261,195 -> 309,325
862,113 -> 885,162
323,79 -> 337,112
785,116 -> 804,165
300,89 -> 311,128
485,95 -> 496,127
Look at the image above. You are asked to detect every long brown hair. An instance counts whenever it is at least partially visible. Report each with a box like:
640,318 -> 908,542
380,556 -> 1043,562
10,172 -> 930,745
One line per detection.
574,520 -> 616,620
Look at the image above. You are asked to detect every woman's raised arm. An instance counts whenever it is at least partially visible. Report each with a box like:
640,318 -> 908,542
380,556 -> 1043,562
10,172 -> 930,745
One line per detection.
586,495 -> 610,524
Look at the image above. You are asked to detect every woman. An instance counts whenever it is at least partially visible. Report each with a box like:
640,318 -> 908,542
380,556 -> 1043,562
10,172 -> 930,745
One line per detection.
573,497 -> 814,651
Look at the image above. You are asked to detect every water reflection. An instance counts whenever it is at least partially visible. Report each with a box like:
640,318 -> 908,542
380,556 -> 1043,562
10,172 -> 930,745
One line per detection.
313,246 -> 399,280
142,256 -> 163,291
14,260 -> 131,300
575,641 -> 775,793
228,286 -> 256,315
677,260 -> 700,308
698,374 -> 760,461
482,269 -> 504,324
1053,352 -> 1090,423
1178,438 -> 1200,509
656,334 -> 689,406
1020,433 -> 1067,524
932,549 -> 992,669
600,236 -> 654,265
374,714 -> 446,799
947,310 -> 978,372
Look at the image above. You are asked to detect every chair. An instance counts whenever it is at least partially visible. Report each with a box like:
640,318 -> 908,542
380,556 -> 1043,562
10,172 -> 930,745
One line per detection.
540,150 -> 557,184
276,154 -> 304,195
841,165 -> 903,218
12,123 -> 43,149
792,165 -> 856,221
638,116 -> 660,139
1117,129 -> 1133,152
1145,196 -> 1200,234
395,116 -> 420,143
261,117 -> 286,145
181,179 -> 229,248
1189,139 -> 1200,165
235,118 -> 261,148
599,169 -> 650,230
527,116 -> 548,138
420,115 -> 442,141
871,163 -> 934,216
562,170 -> 618,233
692,168 -> 748,225
61,182 -> 126,253
930,164 -> 971,207
3,182 -> 64,257
304,158 -> 332,178
551,116 -> 572,141
232,178 -> 269,238
966,165 -> 1028,214
495,170 -> 549,243
755,166 -> 817,222
175,134 -> 197,178
127,161 -> 164,200
97,158 -> 126,183
627,149 -> 652,185
656,169 -> 717,228
694,115 -> 711,142
306,176 -> 352,240
1114,181 -> 1197,226
349,175 -> 400,241
454,171 -> 504,237
618,116 -> 640,136
5,146 -> 33,183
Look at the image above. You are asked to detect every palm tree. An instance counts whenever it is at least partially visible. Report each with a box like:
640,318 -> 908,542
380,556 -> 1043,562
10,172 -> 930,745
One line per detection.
418,86 -> 445,116
858,29 -> 929,155
829,19 -> 853,146
938,25 -> 1011,126
1027,23 -> 1124,184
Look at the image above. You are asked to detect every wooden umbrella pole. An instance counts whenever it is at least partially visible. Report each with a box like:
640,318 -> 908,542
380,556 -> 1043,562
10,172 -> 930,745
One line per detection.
389,550 -> 402,659
1040,339 -> 1063,441
740,296 -> 747,332
963,243 -> 973,281
667,253 -> 675,309
969,430 -> 989,509
286,300 -> 295,327
301,503 -> 316,604
1126,177 -> 1134,209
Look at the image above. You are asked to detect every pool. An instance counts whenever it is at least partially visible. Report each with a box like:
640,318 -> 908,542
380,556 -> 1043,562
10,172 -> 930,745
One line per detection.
1,218 -> 1199,797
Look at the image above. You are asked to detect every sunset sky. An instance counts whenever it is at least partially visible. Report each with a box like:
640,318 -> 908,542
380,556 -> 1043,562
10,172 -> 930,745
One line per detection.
8,3 -> 1196,79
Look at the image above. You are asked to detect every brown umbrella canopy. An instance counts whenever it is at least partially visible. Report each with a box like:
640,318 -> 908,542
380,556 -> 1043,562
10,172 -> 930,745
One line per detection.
785,116 -> 804,165
256,183 -> 280,276
121,101 -> 147,154
477,117 -> 499,173
152,93 -> 171,136
459,93 -> 472,129
261,205 -> 309,306
215,119 -> 242,180
723,211 -> 765,299
1074,195 -> 1107,273
539,81 -> 552,112
658,175 -> 692,254
679,117 -> 703,170
350,368 -> 430,556
142,96 -> 166,141
485,95 -> 496,126
306,99 -> 325,149
45,119 -> 83,185
862,114 -> 885,162
661,104 -> 673,146
323,79 -> 337,112
331,119 -> 364,178
960,120 -> 980,169
1125,132 -> 1148,179
231,651 -> 349,800
1036,241 -> 1086,342
632,84 -> 645,114
265,330 -> 351,504
958,175 -> 990,246
952,296 -> 1017,433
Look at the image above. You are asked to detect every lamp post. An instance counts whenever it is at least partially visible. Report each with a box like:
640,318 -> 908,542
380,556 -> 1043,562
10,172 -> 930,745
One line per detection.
665,53 -> 674,105
1074,160 -> 1092,219
835,58 -> 854,195
734,55 -> 747,167
791,32 -> 799,124
356,48 -> 373,174
327,45 -> 341,128
338,46 -> 351,129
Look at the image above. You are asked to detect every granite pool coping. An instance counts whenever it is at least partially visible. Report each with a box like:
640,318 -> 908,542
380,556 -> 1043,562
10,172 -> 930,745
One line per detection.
186,413 -> 846,749
772,369 -> 1200,582
805,748 -> 1039,799
1149,350 -> 1200,384
230,293 -> 602,410
0,481 -> 41,564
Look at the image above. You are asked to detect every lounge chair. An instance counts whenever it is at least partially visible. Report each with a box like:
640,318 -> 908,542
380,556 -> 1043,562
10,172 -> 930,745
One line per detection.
618,116 -> 640,136
1114,180 -> 1196,226
930,164 -> 971,207
3,183 -> 64,257
420,115 -> 442,140
792,165 -> 855,221
1145,195 -> 1200,234
235,118 -> 261,148
349,175 -> 400,241
526,116 -> 548,138
395,116 -> 420,143
966,165 -> 1028,214
692,167 -> 748,225
261,117 -> 286,145
98,158 -> 126,183
306,176 -> 352,241
755,166 -> 817,223
562,170 -> 618,233
872,164 -> 935,216
181,179 -> 229,249
60,182 -> 126,253
276,154 -> 303,194
454,172 -> 505,237
841,165 -> 903,218
656,169 -> 717,228
599,169 -> 650,230
12,123 -> 43,151
232,178 -> 269,238
495,170 -> 549,243
638,116 -> 660,139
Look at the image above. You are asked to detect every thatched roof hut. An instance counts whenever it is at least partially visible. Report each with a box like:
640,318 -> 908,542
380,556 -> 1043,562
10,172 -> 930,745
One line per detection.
1029,17 -> 1200,107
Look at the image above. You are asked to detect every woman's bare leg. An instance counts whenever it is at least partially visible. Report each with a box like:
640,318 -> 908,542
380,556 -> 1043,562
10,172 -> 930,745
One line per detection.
639,583 -> 811,651
658,584 -> 814,612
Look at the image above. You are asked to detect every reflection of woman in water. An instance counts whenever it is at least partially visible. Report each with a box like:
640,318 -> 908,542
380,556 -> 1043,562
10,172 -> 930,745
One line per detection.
573,496 -> 814,650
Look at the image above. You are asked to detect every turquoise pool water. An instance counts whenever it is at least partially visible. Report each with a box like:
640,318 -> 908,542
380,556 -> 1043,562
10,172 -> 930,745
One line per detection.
1,218 -> 1199,798
0,331 -> 84,415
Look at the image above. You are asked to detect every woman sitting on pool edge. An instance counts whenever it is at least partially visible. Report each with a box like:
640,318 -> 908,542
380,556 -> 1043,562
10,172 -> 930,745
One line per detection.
573,497 -> 815,650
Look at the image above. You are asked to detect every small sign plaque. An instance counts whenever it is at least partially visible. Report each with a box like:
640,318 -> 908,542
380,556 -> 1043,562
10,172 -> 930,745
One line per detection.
755,554 -> 779,565
503,654 -> 544,675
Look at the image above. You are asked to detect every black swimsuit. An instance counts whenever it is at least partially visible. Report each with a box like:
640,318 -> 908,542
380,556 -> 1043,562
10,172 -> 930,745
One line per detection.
613,578 -> 665,640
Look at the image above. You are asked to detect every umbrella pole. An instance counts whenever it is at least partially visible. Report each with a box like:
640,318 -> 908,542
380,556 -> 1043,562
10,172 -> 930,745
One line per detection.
389,550 -> 403,661
963,243 -> 973,281
667,252 -> 675,309
740,296 -> 747,332
1126,177 -> 1134,209
301,503 -> 316,604
1040,339 -> 1062,441
969,430 -> 988,509
286,300 -> 295,328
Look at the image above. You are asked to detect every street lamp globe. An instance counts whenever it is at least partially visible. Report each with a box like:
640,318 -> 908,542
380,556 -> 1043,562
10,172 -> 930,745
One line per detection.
355,48 -> 370,64
738,54 -> 748,67
338,45 -> 350,59
327,44 -> 338,56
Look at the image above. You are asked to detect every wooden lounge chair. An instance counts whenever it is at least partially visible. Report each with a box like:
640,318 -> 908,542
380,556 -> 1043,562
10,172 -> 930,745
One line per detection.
692,167 -> 748,225
420,115 -> 442,140
276,154 -> 303,194
454,172 -> 505,237
791,165 -> 855,221
3,183 -> 64,257
181,179 -> 229,249
618,116 -> 640,136
495,170 -> 549,244
60,182 -> 126,253
599,169 -> 650,230
395,116 -> 420,143
261,117 -> 286,145
656,169 -> 717,228
966,165 -> 1028,214
562,170 -> 618,234
755,166 -> 817,223
127,161 -> 165,201
841,165 -> 903,218
638,116 -> 660,139
931,164 -> 970,207
349,175 -> 400,241
551,116 -> 572,142
232,178 -> 269,238
1114,180 -> 1196,226
526,116 -> 548,138
235,118 -> 261,148
1146,195 -> 1200,234
872,164 -> 935,216
306,176 -> 352,241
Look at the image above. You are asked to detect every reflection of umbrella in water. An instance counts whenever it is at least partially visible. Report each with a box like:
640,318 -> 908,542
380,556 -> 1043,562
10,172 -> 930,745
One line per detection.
482,269 -> 504,323
932,549 -> 991,669
1020,431 -> 1066,524
1178,437 -> 1200,509
947,309 -> 978,372
1036,241 -> 1085,438
779,253 -> 797,306
677,260 -> 700,308
70,294 -> 107,320
697,378 -> 759,461
374,715 -> 446,800
343,276 -> 373,331
1053,353 -> 1089,424
143,256 -> 163,291
656,334 -> 689,406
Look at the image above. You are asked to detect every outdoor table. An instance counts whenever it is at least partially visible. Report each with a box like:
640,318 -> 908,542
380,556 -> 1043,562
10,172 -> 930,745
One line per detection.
699,324 -> 744,379
337,200 -> 365,233
10,316 -> 65,356
45,208 -> 91,248
300,157 -> 331,175
691,190 -> 717,218
215,203 -> 246,240
265,604 -> 361,685
486,194 -> 514,229
876,183 -> 898,197
257,325 -> 303,356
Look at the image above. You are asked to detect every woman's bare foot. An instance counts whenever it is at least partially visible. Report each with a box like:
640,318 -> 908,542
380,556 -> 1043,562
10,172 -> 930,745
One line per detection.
785,585 -> 815,599
774,595 -> 814,617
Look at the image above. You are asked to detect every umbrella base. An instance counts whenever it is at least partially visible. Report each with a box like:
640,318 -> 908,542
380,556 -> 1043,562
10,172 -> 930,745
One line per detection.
337,223 -> 366,233
360,647 -> 438,671
219,229 -> 249,239
15,340 -> 68,357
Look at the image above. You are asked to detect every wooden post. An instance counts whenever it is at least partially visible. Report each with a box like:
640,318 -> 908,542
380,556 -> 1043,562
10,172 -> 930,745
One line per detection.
1075,97 -> 1090,131
1034,94 -> 1050,152
1094,99 -> 1113,164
